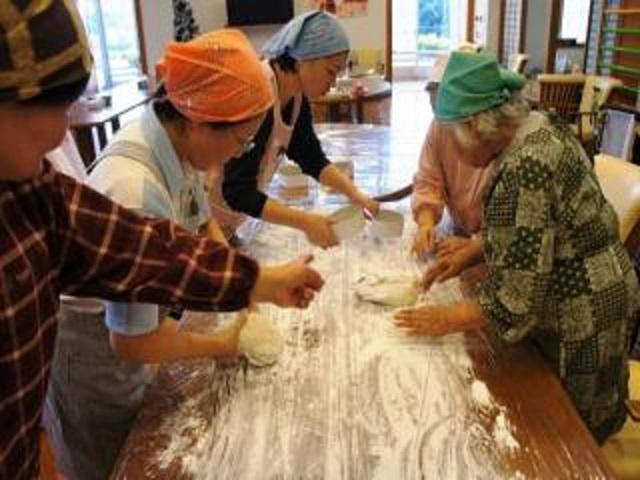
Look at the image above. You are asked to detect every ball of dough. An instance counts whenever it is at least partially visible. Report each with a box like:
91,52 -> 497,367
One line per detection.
238,313 -> 284,367
355,274 -> 419,307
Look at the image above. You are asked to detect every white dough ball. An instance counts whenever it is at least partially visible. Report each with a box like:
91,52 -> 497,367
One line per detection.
238,313 -> 284,367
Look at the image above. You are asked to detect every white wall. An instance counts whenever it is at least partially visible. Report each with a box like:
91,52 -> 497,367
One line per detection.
293,0 -> 386,51
470,0 -> 500,55
139,0 -> 173,75
140,0 -> 386,77
486,0 -> 501,55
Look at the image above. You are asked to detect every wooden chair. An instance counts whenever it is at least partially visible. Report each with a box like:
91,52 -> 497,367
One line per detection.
595,153 -> 640,358
574,76 -> 623,145
537,73 -> 586,123
508,53 -> 529,74
594,154 -> 640,243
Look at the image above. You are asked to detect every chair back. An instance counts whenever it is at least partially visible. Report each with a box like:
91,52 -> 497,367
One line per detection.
537,73 -> 586,122
351,48 -> 383,75
578,76 -> 623,140
508,53 -> 529,74
594,154 -> 640,242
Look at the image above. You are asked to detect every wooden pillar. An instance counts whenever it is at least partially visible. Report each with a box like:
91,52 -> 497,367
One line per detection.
134,0 -> 148,76
545,0 -> 563,73
385,0 -> 392,82
467,0 -> 476,42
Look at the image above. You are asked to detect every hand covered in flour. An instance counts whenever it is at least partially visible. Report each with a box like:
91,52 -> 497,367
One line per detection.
413,224 -> 436,257
302,213 -> 339,249
422,237 -> 484,291
394,302 -> 486,337
252,254 -> 324,308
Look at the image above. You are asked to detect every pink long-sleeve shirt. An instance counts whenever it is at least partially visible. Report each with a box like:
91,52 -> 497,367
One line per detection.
411,122 -> 495,236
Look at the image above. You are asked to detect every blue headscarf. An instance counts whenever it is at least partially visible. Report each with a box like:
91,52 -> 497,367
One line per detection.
262,10 -> 350,61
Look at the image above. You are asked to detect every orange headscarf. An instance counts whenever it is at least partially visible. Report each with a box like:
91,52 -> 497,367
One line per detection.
156,29 -> 273,123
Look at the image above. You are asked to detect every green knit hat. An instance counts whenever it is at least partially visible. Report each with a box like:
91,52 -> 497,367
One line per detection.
435,52 -> 525,121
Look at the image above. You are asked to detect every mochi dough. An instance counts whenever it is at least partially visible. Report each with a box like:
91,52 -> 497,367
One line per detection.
238,313 -> 284,367
355,274 -> 420,307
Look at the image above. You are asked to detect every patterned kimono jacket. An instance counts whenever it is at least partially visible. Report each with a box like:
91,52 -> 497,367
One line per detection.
478,112 -> 640,442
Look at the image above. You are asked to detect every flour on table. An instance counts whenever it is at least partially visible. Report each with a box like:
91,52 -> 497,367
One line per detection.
355,273 -> 419,307
471,379 -> 493,409
238,313 -> 284,367
494,408 -> 519,452
152,222 -> 526,479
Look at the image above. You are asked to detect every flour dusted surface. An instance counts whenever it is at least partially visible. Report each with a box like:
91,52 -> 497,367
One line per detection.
152,220 -> 523,479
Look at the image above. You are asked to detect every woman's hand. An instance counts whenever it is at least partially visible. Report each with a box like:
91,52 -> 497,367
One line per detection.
302,213 -> 339,248
252,254 -> 324,308
394,302 -> 485,337
422,237 -> 483,290
412,223 -> 436,257
422,251 -> 469,290
436,236 -> 471,257
354,193 -> 380,218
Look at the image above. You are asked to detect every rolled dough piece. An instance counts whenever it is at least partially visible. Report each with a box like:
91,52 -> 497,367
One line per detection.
238,313 -> 284,367
355,274 -> 419,307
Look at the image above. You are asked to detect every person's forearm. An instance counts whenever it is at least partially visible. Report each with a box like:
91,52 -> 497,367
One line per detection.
261,198 -> 312,231
453,301 -> 487,331
59,174 -> 257,311
319,165 -> 365,203
110,319 -> 231,363
468,237 -> 485,264
416,208 -> 437,229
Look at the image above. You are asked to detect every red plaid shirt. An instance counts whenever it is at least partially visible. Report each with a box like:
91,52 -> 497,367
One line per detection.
0,162 -> 258,479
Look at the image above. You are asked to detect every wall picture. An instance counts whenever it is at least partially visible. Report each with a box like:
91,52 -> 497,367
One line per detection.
312,0 -> 368,18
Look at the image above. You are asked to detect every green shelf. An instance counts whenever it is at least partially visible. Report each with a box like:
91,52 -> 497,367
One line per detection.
603,27 -> 640,34
604,9 -> 640,15
615,85 -> 640,96
601,45 -> 640,55
599,63 -> 640,75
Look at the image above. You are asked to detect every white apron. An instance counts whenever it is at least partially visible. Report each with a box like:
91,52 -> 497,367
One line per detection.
207,61 -> 303,237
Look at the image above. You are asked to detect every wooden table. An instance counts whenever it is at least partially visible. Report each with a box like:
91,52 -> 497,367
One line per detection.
311,80 -> 392,124
70,81 -> 151,165
111,124 -> 614,480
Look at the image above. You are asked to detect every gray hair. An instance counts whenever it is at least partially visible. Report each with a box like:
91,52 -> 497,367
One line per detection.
442,96 -> 530,150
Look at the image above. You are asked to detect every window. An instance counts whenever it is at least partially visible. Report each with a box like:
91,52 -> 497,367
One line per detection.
393,0 -> 465,72
76,0 -> 142,90
560,0 -> 590,45
501,0 -> 524,65
417,0 -> 451,52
